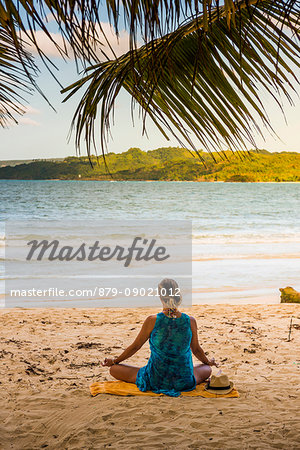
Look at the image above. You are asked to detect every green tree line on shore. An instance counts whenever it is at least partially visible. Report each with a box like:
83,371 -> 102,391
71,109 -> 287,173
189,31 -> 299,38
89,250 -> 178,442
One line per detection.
1,148 -> 300,182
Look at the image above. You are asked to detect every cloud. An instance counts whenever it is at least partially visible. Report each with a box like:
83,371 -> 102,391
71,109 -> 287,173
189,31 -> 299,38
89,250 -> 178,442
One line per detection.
22,30 -> 71,59
3,103 -> 42,127
19,117 -> 41,126
19,104 -> 40,115
22,22 -> 132,60
94,23 -> 130,59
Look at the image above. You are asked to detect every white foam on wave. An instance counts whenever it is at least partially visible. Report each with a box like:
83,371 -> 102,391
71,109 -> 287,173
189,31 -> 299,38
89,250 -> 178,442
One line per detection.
192,234 -> 300,244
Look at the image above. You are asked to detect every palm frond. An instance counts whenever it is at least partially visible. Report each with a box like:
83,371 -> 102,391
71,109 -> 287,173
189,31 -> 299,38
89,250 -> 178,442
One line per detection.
1,0 -> 299,156
62,0 -> 300,161
0,0 -> 189,125
0,27 -> 37,126
0,0 -> 197,75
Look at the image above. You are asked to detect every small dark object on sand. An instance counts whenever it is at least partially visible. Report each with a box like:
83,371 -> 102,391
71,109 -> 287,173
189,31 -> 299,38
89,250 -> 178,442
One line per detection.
288,317 -> 293,342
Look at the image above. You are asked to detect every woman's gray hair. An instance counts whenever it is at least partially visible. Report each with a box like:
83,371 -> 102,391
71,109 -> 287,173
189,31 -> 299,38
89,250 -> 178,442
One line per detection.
158,278 -> 182,309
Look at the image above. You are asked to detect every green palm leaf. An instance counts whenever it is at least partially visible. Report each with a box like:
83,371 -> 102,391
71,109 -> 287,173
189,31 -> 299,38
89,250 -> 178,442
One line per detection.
62,0 -> 300,160
0,27 -> 37,126
0,0 -> 192,126
1,0 -> 299,158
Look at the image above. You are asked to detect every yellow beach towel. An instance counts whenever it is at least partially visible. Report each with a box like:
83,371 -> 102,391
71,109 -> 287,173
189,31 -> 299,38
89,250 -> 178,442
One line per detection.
90,381 -> 239,398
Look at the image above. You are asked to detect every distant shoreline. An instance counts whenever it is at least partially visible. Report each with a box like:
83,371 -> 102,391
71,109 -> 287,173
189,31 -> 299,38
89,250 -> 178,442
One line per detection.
1,179 -> 300,183
1,148 -> 300,182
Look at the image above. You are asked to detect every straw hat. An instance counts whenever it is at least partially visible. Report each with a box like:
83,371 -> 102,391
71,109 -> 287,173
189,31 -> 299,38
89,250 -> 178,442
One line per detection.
204,374 -> 234,395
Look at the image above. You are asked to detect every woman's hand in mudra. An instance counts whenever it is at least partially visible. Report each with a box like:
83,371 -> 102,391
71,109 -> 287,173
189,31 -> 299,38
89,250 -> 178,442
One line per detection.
208,357 -> 219,367
101,358 -> 115,367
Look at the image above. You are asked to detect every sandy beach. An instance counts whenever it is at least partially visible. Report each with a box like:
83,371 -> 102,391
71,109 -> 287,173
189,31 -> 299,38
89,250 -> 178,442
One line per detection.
0,304 -> 299,449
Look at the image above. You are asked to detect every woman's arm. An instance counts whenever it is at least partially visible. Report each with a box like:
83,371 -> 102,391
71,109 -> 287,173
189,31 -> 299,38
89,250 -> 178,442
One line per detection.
190,316 -> 218,366
101,315 -> 156,367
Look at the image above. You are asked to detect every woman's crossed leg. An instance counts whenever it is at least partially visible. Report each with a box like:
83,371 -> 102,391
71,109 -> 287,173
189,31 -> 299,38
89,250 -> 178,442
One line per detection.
109,362 -> 211,386
110,363 -> 140,383
193,363 -> 212,385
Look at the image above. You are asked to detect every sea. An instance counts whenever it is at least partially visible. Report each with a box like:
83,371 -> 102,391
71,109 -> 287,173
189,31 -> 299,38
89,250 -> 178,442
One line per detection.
1,180 -> 300,306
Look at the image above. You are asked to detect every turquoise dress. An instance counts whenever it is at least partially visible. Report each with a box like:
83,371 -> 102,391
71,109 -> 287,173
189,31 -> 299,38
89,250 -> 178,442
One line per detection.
136,312 -> 196,397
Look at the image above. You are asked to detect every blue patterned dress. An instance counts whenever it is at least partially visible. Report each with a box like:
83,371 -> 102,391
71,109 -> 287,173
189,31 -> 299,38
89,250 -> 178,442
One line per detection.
136,312 -> 196,397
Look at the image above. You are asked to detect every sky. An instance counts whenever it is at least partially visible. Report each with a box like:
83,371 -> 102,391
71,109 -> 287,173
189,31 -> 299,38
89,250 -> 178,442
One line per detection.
1,17 -> 300,161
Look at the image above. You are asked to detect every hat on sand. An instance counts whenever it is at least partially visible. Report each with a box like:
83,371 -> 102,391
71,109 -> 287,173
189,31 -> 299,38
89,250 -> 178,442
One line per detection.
204,374 -> 234,395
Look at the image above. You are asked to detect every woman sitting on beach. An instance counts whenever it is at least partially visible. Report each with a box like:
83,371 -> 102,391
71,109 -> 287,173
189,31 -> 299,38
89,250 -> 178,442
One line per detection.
101,278 -> 218,397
